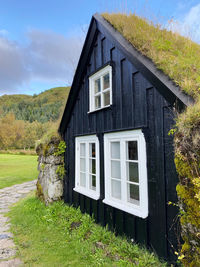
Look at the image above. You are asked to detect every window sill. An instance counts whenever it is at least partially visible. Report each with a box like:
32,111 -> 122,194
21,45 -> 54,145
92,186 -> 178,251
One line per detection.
88,105 -> 112,114
102,198 -> 148,219
73,187 -> 100,200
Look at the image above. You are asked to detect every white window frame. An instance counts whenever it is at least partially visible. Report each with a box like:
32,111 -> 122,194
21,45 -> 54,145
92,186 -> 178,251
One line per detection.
103,129 -> 148,218
89,65 -> 112,112
74,135 -> 100,200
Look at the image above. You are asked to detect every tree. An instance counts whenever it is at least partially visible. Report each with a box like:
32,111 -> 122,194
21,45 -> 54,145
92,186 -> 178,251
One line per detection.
0,113 -> 20,149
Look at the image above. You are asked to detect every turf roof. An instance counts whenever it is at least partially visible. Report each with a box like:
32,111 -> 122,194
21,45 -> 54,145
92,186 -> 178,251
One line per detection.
102,13 -> 200,101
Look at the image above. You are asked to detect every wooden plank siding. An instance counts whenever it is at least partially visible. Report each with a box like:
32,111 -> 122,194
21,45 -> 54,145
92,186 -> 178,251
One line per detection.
63,31 -> 178,261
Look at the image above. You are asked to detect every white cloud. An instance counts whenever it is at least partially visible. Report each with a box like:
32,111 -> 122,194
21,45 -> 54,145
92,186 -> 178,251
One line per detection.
168,3 -> 200,43
26,29 -> 84,84
0,37 -> 30,94
0,28 -> 85,95
181,3 -> 200,42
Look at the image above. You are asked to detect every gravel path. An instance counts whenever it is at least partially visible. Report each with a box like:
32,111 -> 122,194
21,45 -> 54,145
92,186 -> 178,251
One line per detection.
0,180 -> 36,267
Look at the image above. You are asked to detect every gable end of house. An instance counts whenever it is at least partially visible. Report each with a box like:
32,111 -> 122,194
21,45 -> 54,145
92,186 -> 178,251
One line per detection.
59,13 -> 194,135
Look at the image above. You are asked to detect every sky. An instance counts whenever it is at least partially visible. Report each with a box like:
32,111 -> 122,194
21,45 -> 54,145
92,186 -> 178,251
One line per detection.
0,0 -> 200,96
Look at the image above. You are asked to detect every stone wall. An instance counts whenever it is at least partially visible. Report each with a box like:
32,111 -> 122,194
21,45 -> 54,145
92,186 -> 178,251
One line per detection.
36,137 -> 64,204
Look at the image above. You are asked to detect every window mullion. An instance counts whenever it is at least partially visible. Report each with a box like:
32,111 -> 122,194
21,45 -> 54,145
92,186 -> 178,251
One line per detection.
77,142 -> 80,187
110,68 -> 112,105
96,141 -> 99,194
90,79 -> 93,111
86,142 -> 89,190
121,140 -> 126,203
138,137 -> 142,206
91,79 -> 94,111
100,76 -> 103,108
102,87 -> 110,93
108,140 -> 111,199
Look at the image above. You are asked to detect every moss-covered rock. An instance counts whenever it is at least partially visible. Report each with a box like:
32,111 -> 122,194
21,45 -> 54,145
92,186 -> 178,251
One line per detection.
36,136 -> 66,205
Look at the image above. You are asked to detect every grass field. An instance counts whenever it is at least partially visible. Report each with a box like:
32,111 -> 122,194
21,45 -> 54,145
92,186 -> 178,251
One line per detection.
0,154 -> 38,189
9,195 -> 167,267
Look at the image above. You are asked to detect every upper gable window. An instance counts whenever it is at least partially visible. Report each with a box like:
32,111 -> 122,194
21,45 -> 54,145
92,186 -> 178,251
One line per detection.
89,65 -> 112,112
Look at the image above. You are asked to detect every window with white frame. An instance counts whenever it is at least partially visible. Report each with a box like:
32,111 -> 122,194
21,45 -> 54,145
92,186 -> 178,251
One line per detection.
103,130 -> 148,218
89,65 -> 112,112
74,135 -> 100,200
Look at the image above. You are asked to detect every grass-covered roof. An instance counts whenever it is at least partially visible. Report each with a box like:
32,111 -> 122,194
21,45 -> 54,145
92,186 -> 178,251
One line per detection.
102,13 -> 200,100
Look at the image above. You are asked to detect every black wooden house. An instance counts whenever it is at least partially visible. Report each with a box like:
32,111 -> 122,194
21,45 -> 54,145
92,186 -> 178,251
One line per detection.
59,13 -> 193,261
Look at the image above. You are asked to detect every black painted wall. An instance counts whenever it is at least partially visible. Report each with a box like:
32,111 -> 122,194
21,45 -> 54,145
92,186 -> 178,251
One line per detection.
63,30 -> 179,261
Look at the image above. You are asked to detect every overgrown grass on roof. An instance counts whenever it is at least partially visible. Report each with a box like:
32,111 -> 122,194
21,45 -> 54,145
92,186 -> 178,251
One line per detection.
102,13 -> 200,99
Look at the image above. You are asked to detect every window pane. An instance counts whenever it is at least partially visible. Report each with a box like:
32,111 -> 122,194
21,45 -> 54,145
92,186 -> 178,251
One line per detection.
128,184 -> 140,204
103,73 -> 110,90
111,142 -> 120,159
80,173 -> 86,187
127,162 -> 139,183
111,160 -> 121,179
95,78 -> 101,93
111,179 -> 121,199
103,91 -> 110,106
127,141 -> 138,160
89,159 -> 96,174
90,175 -> 96,190
80,143 -> 85,157
95,95 -> 101,109
89,143 -> 96,158
80,158 -> 86,172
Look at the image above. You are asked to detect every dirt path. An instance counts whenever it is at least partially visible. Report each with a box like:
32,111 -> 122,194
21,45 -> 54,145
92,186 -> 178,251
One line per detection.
0,180 -> 36,267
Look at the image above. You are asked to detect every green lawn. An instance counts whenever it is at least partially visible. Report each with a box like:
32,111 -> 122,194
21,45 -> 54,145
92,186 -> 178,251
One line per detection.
9,195 -> 167,267
0,154 -> 38,189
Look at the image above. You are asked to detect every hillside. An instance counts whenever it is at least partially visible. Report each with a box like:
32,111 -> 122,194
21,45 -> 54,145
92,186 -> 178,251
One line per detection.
0,86 -> 70,150
0,87 -> 70,123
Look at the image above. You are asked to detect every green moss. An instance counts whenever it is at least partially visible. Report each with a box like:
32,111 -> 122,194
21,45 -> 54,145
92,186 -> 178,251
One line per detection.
43,144 -> 50,157
54,140 -> 66,156
41,163 -> 45,170
174,154 -> 194,179
36,181 -> 44,201
54,140 -> 66,179
56,164 -> 65,180
174,125 -> 200,265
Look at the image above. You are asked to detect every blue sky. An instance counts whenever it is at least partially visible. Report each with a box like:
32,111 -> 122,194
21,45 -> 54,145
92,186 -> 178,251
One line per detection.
0,0 -> 200,96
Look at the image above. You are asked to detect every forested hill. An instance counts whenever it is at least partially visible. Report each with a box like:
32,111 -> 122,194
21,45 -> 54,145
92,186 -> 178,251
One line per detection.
0,87 -> 70,123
